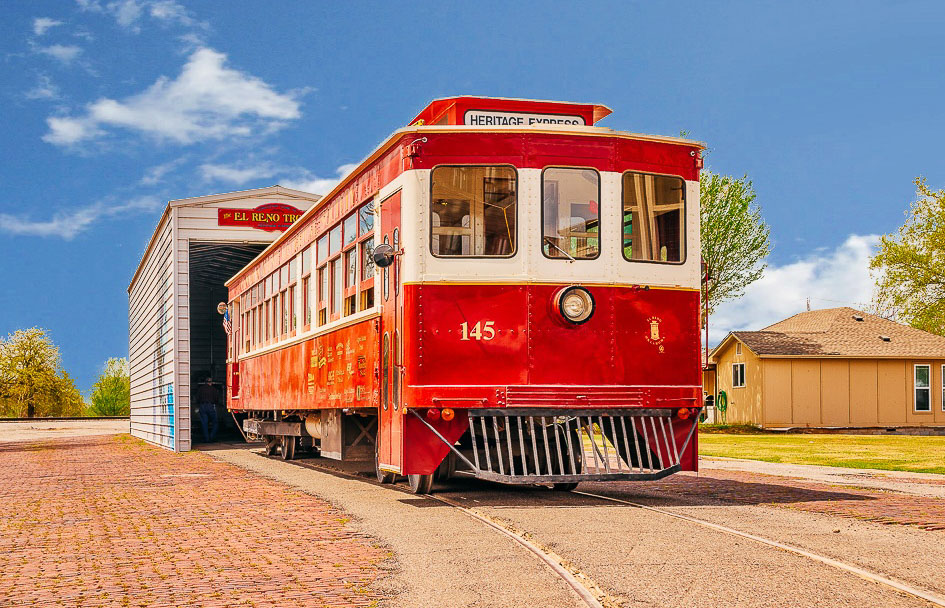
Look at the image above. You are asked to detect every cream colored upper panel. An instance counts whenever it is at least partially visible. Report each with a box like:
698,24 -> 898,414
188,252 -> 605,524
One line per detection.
399,168 -> 700,288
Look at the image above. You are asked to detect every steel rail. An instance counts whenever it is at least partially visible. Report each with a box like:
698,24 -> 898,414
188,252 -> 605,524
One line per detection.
571,489 -> 945,608
262,452 -> 606,608
429,494 -> 605,608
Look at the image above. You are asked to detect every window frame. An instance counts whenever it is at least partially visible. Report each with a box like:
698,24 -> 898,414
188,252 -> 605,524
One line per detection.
620,170 -> 687,265
732,362 -> 746,388
341,209 -> 360,316
428,164 -> 519,259
914,363 -> 931,413
540,165 -> 602,261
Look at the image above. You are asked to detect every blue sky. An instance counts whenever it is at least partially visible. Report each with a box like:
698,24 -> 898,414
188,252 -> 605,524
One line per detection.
2,1 -> 943,391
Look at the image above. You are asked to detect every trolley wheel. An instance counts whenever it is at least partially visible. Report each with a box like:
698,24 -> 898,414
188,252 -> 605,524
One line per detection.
552,482 -> 579,491
281,435 -> 297,461
263,436 -> 279,456
375,446 -> 396,484
407,473 -> 434,494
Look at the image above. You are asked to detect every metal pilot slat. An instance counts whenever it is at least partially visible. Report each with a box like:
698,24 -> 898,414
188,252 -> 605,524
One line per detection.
436,409 -> 696,485
492,416 -> 505,475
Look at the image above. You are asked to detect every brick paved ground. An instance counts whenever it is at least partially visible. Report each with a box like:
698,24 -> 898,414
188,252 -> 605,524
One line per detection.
0,435 -> 390,608
616,469 -> 945,531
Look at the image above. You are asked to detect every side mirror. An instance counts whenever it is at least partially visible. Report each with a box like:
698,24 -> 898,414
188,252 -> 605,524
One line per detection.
372,243 -> 396,268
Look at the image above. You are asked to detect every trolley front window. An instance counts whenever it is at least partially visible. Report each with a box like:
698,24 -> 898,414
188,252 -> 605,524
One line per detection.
622,172 -> 685,263
542,167 -> 600,260
430,165 -> 517,257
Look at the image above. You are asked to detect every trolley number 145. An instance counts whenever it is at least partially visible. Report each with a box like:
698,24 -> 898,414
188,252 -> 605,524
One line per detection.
460,321 -> 496,341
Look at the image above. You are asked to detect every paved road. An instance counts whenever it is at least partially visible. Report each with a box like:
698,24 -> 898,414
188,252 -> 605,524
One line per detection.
0,418 -> 128,442
210,446 -> 944,608
703,455 -> 945,498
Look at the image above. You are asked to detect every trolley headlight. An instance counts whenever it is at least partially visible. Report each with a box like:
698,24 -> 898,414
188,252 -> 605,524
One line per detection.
556,286 -> 595,325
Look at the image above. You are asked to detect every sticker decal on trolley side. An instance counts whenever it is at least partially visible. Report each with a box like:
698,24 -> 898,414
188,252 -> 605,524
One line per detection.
460,321 -> 496,341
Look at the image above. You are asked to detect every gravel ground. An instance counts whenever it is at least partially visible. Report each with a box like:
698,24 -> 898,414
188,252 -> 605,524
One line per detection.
206,444 -> 584,608
208,445 -> 937,608
436,480 -> 930,608
0,419 -> 128,442
701,456 -> 945,498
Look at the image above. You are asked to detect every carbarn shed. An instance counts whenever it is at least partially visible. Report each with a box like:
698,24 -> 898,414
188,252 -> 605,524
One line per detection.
128,186 -> 320,451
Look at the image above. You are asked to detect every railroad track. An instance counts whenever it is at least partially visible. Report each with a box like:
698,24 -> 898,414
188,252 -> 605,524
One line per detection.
267,452 -> 945,608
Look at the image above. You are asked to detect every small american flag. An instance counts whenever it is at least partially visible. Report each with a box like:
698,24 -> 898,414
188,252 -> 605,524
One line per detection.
222,308 -> 232,334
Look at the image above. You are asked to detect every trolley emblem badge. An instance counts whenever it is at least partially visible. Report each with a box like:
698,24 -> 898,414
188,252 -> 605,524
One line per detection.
645,316 -> 666,352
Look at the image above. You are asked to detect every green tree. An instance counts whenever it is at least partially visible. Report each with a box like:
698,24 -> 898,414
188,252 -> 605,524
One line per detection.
870,178 -> 945,336
87,357 -> 130,416
0,328 -> 84,417
700,171 -> 772,319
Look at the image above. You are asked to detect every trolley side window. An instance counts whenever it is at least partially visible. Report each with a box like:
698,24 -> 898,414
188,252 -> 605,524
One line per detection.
622,172 -> 685,263
430,165 -> 517,257
541,167 -> 600,260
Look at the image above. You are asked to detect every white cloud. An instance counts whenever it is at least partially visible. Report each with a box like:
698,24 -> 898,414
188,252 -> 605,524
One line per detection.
77,0 -> 200,31
44,47 -> 303,146
25,74 -> 60,100
33,17 -> 64,36
147,0 -> 197,27
0,196 -> 162,239
37,44 -> 82,64
710,234 -> 880,343
281,163 -> 359,195
200,162 -> 280,185
139,156 -> 188,185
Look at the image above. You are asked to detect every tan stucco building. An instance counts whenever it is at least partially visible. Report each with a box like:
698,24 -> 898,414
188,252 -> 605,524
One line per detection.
706,308 -> 945,428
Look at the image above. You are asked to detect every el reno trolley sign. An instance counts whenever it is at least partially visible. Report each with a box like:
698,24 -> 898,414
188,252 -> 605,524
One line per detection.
464,109 -> 585,126
218,203 -> 304,232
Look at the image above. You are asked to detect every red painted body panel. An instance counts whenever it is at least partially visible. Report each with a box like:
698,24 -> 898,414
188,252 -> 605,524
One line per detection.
230,319 -> 379,412
405,284 -> 700,388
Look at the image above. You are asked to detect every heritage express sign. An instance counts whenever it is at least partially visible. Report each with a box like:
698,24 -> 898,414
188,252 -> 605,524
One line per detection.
217,203 -> 304,232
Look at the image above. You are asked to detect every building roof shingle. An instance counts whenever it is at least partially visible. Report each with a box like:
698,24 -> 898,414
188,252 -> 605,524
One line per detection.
718,307 -> 945,359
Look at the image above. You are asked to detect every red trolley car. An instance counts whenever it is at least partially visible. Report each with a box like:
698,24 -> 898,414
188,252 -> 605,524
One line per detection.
225,96 -> 704,493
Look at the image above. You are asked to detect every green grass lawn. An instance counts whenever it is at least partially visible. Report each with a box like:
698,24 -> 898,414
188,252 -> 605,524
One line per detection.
698,432 -> 945,475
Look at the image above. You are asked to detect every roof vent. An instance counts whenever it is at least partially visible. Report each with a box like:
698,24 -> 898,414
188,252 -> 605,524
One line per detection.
879,335 -> 891,342
853,314 -> 864,321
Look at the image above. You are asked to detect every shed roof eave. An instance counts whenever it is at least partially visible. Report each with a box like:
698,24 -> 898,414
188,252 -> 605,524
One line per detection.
708,332 -> 759,363
127,204 -> 172,294
129,185 -> 322,293
168,185 -> 322,208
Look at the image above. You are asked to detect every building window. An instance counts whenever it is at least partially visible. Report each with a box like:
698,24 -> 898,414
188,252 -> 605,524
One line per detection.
732,362 -> 746,388
915,364 -> 931,412
542,167 -> 600,260
621,172 -> 685,263
736,342 -> 742,355
431,165 -> 517,257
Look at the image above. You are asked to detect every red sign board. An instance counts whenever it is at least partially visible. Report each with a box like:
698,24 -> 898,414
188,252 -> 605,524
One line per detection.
217,203 -> 304,232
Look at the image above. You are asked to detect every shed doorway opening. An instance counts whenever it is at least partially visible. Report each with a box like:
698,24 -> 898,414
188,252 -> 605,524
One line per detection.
188,241 -> 267,444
